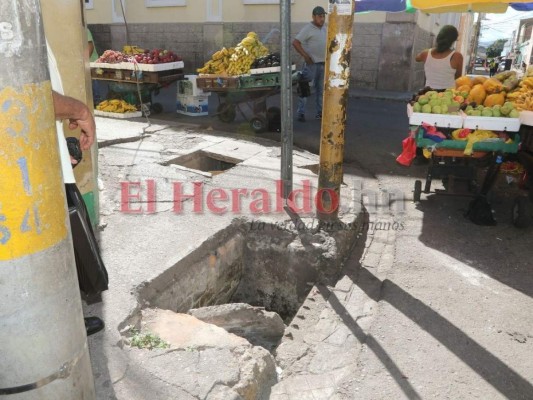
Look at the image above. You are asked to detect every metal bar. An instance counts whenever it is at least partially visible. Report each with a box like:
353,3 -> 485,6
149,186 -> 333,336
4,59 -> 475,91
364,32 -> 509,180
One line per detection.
317,0 -> 356,222
280,0 -> 293,199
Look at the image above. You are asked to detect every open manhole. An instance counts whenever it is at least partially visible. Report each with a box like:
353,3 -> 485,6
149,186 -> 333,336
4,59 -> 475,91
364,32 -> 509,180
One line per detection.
136,221 -> 357,328
165,150 -> 242,176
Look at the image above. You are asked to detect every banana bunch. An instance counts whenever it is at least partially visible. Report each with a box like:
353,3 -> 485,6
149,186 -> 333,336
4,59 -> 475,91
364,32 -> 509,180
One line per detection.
123,45 -> 145,55
197,47 -> 235,74
96,99 -> 137,113
227,32 -> 269,75
506,77 -> 533,111
197,32 -> 269,76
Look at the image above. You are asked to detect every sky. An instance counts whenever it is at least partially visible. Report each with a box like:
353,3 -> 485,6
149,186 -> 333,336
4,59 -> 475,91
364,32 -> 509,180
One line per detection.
479,8 -> 533,46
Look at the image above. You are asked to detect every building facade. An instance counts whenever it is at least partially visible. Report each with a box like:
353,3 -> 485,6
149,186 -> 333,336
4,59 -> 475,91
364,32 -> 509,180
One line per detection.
85,0 -> 471,92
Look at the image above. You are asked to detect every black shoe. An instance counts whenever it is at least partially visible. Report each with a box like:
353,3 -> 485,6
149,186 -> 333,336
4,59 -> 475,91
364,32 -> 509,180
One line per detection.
315,113 -> 322,120
85,316 -> 105,336
297,113 -> 305,122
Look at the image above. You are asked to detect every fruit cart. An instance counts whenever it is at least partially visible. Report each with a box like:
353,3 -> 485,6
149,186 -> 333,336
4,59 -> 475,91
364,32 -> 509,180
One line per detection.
408,98 -> 522,225
196,67 -> 297,133
90,60 -> 185,114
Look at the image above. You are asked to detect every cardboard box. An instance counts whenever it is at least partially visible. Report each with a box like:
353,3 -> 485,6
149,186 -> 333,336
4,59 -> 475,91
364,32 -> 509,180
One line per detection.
176,95 -> 209,116
178,75 -> 207,96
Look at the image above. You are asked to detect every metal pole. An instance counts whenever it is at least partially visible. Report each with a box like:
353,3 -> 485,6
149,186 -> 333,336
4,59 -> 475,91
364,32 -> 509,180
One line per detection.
317,0 -> 355,222
0,1 -> 95,398
468,13 -> 483,73
280,0 -> 293,199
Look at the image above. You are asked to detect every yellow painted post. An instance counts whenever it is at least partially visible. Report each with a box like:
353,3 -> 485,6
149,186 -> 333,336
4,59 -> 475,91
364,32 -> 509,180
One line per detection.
0,2 -> 95,398
42,1 -> 99,226
317,0 -> 355,223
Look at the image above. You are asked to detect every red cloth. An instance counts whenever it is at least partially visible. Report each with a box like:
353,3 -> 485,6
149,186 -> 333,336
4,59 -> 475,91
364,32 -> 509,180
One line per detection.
396,135 -> 417,167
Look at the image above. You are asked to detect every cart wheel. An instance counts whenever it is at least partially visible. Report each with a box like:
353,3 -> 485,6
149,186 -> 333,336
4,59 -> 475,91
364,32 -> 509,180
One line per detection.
151,102 -> 163,114
266,106 -> 281,132
414,180 -> 422,202
217,103 -> 236,123
512,196 -> 532,228
250,116 -> 267,134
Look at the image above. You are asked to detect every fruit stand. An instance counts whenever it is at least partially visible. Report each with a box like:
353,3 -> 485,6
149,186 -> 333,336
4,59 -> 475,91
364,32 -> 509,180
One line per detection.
194,32 -> 294,133
196,68 -> 296,133
405,72 -> 525,225
90,48 -> 185,115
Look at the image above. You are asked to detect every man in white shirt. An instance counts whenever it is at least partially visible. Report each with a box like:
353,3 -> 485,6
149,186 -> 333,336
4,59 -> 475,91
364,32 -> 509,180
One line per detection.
293,6 -> 327,122
49,45 -> 103,336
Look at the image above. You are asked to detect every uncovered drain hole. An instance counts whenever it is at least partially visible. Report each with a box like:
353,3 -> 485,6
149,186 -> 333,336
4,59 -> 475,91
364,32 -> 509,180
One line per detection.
165,150 -> 242,176
136,221 -> 356,334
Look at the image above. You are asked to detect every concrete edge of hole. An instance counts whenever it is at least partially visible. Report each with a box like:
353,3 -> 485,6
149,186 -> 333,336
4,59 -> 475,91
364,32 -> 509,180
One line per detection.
121,211 -> 364,331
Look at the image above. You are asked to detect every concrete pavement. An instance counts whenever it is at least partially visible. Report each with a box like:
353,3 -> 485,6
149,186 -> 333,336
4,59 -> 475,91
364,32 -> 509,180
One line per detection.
85,86 -> 533,399
85,115 -> 366,399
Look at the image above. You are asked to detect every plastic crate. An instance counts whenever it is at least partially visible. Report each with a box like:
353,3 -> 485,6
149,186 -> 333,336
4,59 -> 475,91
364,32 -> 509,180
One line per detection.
462,111 -> 520,132
196,76 -> 240,90
407,104 -> 463,128
239,72 -> 281,88
519,110 -> 533,127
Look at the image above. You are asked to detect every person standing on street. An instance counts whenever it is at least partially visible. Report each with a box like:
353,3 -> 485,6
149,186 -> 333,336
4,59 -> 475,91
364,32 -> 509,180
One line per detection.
293,6 -> 327,122
489,58 -> 498,77
48,43 -> 105,337
415,25 -> 463,90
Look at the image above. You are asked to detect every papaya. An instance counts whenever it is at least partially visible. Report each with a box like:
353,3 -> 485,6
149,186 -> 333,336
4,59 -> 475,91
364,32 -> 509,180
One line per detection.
502,76 -> 519,92
467,84 -> 486,105
483,93 -> 505,107
472,76 -> 488,85
482,78 -> 504,94
455,76 -> 472,88
493,71 -> 515,82
456,84 -> 471,93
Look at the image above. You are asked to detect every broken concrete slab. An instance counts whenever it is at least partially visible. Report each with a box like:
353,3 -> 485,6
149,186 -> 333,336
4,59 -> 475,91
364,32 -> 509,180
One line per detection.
189,303 -> 285,351
141,309 -> 249,348
126,309 -> 277,399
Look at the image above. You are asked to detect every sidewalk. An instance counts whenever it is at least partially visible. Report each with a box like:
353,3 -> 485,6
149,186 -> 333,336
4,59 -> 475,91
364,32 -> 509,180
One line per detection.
86,115 -> 367,399
88,87 -> 533,399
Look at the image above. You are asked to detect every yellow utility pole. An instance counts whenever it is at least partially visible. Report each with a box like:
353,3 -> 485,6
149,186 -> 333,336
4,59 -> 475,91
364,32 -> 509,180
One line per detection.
0,1 -> 95,398
317,0 -> 356,222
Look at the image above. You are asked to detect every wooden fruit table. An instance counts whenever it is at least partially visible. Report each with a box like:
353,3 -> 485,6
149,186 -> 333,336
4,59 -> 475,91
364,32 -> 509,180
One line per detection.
90,61 -> 185,114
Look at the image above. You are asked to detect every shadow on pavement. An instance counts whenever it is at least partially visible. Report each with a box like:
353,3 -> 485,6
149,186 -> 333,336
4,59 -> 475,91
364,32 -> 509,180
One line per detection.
322,231 -> 533,399
415,188 -> 533,299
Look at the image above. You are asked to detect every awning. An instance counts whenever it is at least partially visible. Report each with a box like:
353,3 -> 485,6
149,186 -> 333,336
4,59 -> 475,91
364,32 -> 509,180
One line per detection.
511,2 -> 533,10
354,0 -> 533,14
354,0 -> 410,13
411,0 -> 533,13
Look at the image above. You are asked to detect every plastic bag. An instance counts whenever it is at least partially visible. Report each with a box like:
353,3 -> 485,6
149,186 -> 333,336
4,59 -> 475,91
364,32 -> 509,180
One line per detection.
396,134 -> 417,167
66,183 -> 109,296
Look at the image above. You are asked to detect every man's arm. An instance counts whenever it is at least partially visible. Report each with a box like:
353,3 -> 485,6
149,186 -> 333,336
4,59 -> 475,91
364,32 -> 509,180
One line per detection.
85,40 -> 95,61
52,90 -> 95,150
292,39 -> 313,65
